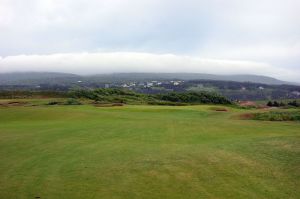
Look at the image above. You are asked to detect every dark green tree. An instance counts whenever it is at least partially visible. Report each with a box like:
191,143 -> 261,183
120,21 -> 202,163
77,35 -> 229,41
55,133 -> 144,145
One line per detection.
267,101 -> 273,107
279,102 -> 285,107
273,101 -> 279,107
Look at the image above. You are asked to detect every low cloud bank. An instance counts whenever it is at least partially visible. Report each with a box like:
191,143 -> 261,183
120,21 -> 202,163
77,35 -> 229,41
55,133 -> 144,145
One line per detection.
0,52 -> 298,82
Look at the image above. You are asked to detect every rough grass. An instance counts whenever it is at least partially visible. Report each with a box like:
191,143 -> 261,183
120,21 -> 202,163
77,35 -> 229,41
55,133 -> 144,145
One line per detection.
253,111 -> 300,121
0,102 -> 299,199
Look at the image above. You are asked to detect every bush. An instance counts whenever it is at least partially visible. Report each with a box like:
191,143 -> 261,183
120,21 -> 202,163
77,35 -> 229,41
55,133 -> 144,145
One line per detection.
64,98 -> 82,105
157,92 -> 232,104
47,101 -> 60,105
68,89 -> 232,105
288,100 -> 299,107
273,101 -> 279,107
267,101 -> 287,107
279,102 -> 285,107
253,111 -> 300,121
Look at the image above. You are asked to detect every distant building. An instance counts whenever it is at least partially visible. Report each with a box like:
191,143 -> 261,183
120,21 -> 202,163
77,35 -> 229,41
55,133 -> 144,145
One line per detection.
292,91 -> 300,96
146,82 -> 154,87
171,80 -> 182,86
129,82 -> 136,87
122,84 -> 130,88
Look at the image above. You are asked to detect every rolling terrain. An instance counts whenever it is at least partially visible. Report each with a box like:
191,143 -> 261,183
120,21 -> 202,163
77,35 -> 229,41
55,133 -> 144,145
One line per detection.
0,101 -> 299,198
1,72 -> 300,101
0,72 -> 294,85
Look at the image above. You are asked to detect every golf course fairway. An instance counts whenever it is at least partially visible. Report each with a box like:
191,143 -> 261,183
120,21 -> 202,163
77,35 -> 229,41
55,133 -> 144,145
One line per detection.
0,104 -> 299,199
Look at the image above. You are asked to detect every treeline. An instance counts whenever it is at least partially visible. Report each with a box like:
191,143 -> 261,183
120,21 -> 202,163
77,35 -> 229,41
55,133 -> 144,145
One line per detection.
252,111 -> 300,121
1,79 -> 300,101
70,89 -> 232,105
70,89 -> 149,104
156,92 -> 231,104
267,100 -> 299,107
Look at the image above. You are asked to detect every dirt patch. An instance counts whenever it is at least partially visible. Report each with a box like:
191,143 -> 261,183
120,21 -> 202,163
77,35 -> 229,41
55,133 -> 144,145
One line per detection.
0,101 -> 28,107
0,103 -> 8,107
210,107 -> 228,112
215,108 -> 228,112
8,101 -> 27,105
94,103 -> 124,107
239,101 -> 257,107
237,113 -> 255,120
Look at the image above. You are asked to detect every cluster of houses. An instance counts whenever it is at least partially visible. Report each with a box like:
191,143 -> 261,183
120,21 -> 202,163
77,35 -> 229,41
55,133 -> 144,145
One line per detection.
292,91 -> 300,96
120,80 -> 184,88
71,79 -> 184,89
241,86 -> 264,91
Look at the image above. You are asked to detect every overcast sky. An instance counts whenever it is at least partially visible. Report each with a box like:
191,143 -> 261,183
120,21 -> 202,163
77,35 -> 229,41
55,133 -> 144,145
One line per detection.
0,0 -> 299,81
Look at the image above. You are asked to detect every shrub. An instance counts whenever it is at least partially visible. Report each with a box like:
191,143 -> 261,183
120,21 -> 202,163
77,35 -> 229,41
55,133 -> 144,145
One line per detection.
64,98 -> 82,105
68,89 -> 232,105
161,92 -> 232,104
47,101 -> 60,105
273,101 -> 279,107
252,111 -> 300,121
288,100 -> 299,107
279,102 -> 285,107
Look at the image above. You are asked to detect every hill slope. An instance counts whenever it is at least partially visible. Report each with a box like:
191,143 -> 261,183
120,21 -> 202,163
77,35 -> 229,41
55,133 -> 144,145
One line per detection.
0,72 -> 293,85
89,73 -> 290,85
0,72 -> 80,85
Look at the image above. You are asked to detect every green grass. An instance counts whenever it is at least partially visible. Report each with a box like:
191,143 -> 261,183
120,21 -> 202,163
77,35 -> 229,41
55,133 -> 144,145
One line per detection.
252,111 -> 300,121
0,102 -> 299,198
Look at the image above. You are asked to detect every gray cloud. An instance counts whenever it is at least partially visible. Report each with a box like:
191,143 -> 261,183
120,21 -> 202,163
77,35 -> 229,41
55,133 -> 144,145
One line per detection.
0,0 -> 299,80
0,52 -> 299,82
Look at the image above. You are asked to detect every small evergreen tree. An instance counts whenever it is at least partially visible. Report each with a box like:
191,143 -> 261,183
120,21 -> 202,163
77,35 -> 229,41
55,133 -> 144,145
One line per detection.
267,101 -> 273,107
288,100 -> 299,107
273,101 -> 279,107
279,102 -> 285,107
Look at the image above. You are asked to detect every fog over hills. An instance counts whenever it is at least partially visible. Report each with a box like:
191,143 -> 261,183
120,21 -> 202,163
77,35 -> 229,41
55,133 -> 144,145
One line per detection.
1,0 -> 299,85
0,72 -> 294,85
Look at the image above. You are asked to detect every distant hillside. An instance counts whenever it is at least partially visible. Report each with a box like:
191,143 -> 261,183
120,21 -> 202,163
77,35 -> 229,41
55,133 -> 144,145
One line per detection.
0,72 -> 80,85
1,72 -> 300,100
0,72 -> 293,85
89,73 -> 291,85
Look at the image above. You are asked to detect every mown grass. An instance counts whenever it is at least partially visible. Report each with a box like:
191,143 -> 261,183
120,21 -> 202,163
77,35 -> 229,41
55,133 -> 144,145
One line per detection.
0,102 -> 299,199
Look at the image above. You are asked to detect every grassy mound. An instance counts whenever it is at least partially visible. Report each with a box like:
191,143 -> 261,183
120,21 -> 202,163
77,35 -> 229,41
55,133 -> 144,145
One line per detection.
253,111 -> 300,121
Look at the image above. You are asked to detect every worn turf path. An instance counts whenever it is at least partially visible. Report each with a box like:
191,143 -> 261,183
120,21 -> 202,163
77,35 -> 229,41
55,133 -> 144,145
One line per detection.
0,105 -> 299,198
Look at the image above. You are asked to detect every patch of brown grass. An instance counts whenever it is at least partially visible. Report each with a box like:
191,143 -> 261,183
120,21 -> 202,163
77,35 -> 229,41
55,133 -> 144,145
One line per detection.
237,113 -> 255,120
210,107 -> 228,112
239,101 -> 257,107
0,101 -> 28,107
94,103 -> 124,107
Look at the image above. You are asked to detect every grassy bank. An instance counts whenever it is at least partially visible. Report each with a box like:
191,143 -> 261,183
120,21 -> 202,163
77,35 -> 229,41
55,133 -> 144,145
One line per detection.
0,103 -> 299,198
253,111 -> 300,121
